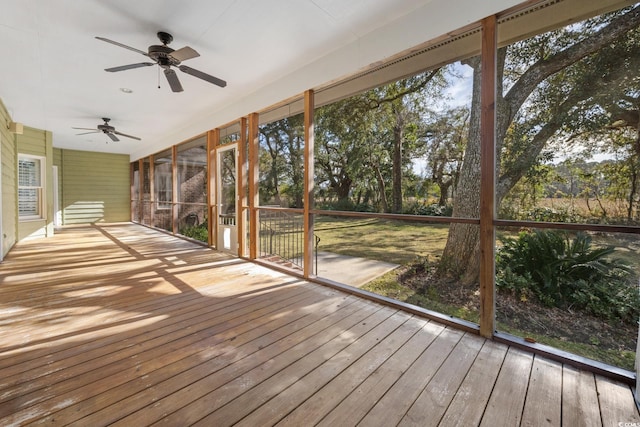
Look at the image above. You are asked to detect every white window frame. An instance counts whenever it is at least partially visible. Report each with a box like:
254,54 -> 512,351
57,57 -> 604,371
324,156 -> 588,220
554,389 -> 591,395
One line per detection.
154,165 -> 172,210
18,154 -> 46,221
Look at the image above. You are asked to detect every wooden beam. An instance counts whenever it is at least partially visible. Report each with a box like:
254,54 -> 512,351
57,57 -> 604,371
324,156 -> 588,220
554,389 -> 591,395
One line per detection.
238,117 -> 248,257
138,158 -> 144,223
149,155 -> 155,227
479,15 -> 497,338
303,90 -> 315,278
248,113 -> 259,259
130,162 -> 135,222
207,129 -> 217,247
171,145 -> 178,234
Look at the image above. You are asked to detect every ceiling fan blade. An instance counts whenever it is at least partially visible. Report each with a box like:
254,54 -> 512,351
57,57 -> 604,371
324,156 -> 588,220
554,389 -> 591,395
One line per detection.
105,62 -> 154,72
75,131 -> 99,135
107,133 -> 119,142
114,131 -> 141,141
72,127 -> 98,131
164,68 -> 184,92
95,36 -> 149,57
179,65 -> 227,88
171,46 -> 200,62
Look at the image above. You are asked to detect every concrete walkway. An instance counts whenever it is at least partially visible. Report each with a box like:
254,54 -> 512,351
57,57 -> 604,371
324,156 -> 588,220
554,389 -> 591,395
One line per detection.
315,251 -> 399,288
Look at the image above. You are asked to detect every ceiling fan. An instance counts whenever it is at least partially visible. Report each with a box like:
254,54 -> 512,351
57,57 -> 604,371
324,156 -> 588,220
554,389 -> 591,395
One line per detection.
73,118 -> 141,142
96,31 -> 227,92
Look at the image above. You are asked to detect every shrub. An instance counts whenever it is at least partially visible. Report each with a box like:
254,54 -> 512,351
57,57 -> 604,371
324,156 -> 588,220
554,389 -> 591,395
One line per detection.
404,202 -> 452,217
525,206 -> 584,223
326,198 -> 356,211
179,224 -> 208,243
355,203 -> 375,212
496,229 -> 639,322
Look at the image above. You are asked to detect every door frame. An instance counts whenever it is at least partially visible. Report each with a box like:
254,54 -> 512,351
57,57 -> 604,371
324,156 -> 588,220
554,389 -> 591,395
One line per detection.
216,143 -> 238,253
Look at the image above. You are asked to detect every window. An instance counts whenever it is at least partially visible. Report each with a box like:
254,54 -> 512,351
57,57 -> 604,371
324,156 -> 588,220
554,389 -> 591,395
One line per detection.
18,155 -> 45,220
155,169 -> 172,210
154,150 -> 173,211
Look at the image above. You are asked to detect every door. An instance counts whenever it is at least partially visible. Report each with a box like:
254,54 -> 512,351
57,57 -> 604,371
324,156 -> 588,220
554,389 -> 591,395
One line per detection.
217,144 -> 237,253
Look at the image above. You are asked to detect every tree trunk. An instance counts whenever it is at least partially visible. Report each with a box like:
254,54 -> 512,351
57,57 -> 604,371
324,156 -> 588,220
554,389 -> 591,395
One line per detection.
629,157 -> 639,221
438,7 -> 640,282
438,179 -> 452,206
374,165 -> 389,213
439,57 -> 483,283
392,113 -> 404,214
333,176 -> 352,201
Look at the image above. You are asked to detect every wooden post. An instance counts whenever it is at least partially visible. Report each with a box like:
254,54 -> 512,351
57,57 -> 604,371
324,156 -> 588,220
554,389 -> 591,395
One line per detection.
207,129 -> 217,247
149,154 -> 155,227
248,113 -> 259,259
303,90 -> 315,278
138,158 -> 144,222
479,15 -> 497,338
130,162 -> 134,222
171,145 -> 178,234
238,117 -> 248,257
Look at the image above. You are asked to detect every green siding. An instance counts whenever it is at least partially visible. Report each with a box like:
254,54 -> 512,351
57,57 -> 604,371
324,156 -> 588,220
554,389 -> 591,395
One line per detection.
17,127 -> 48,157
0,98 -> 16,257
0,100 -> 129,248
60,149 -> 130,224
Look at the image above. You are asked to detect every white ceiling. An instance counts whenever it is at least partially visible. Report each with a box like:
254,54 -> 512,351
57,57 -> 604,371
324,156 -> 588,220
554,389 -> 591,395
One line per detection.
0,0 -> 521,160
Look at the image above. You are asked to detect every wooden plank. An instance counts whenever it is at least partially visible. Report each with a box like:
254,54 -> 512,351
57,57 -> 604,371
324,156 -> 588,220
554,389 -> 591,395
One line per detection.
479,347 -> 534,427
171,144 -> 178,234
237,116 -> 247,257
105,299 -> 387,426
207,129 -> 216,246
1,280 -> 231,376
561,365 -> 601,427
138,158 -> 144,221
71,297 -> 372,427
247,112 -> 259,259
479,14 -> 497,339
303,89 -> 315,278
521,356 -> 562,427
399,333 -> 485,426
32,293 -> 362,426
277,316 -> 429,427
153,307 -> 400,427
0,260 -> 277,358
356,327 -> 465,426
439,340 -> 509,427
316,320 -> 446,426
0,282 -> 321,423
0,275 -> 313,379
596,374 -> 640,426
149,154 -> 155,226
235,315 -> 426,427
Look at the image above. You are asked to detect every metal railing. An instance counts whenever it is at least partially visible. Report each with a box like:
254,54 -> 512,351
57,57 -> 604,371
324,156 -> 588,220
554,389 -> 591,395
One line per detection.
259,208 -> 318,274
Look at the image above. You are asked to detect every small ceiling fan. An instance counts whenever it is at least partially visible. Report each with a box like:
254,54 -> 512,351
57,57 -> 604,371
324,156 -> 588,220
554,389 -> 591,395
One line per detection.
73,118 -> 141,142
96,31 -> 227,92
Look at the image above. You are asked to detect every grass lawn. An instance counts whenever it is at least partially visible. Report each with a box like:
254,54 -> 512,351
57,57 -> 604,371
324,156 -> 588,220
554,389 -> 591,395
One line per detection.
312,214 -> 639,370
314,216 -> 449,265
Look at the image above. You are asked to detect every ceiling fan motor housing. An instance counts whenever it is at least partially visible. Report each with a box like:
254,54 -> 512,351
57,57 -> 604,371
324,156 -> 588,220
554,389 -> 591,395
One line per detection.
148,45 -> 179,67
97,124 -> 115,133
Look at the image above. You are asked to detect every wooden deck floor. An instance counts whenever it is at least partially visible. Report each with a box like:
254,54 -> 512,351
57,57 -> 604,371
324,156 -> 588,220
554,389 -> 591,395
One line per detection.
0,223 -> 638,426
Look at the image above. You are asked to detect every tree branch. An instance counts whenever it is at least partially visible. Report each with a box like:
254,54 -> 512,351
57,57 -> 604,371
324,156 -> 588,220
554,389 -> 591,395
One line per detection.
504,5 -> 640,119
